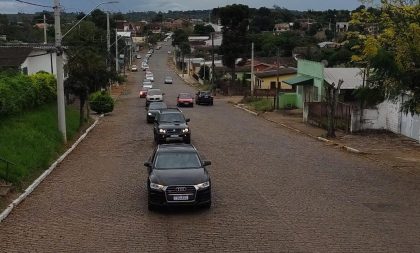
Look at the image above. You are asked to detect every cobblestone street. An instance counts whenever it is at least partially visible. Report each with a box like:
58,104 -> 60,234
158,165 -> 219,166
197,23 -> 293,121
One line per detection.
1,43 -> 420,252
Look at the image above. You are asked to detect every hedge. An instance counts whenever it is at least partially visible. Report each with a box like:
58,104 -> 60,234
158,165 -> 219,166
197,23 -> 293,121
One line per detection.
89,91 -> 114,114
0,72 -> 56,117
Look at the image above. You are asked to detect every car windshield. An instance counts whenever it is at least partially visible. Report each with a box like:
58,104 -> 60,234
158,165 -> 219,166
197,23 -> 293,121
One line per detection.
155,152 -> 201,169
179,93 -> 192,99
159,113 -> 184,123
200,91 -> 211,96
148,90 -> 162,95
165,76 -> 172,80
149,102 -> 167,110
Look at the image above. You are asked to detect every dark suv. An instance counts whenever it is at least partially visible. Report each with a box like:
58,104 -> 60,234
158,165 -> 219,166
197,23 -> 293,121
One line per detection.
153,109 -> 191,144
144,144 -> 211,210
195,91 -> 213,105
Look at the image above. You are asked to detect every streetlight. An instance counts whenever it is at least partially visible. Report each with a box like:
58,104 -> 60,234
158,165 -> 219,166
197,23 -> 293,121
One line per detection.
54,0 -> 118,143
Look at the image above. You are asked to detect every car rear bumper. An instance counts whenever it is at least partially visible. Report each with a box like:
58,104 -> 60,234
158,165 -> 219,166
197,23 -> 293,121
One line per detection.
197,98 -> 213,104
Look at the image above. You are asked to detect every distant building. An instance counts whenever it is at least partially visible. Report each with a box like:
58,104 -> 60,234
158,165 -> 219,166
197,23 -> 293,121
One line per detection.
0,44 -> 67,78
336,22 -> 349,32
273,23 -> 291,33
33,23 -> 49,29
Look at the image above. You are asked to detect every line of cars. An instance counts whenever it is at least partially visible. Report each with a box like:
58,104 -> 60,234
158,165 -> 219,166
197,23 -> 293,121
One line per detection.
137,65 -> 212,210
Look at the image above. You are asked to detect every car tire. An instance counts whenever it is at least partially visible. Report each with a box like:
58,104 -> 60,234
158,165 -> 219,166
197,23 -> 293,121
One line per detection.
191,104 -> 194,107
210,101 -> 214,106
202,201 -> 211,209
184,137 -> 191,144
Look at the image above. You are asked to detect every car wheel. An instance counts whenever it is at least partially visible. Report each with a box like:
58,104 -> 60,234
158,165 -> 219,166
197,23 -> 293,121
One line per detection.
191,103 -> 194,107
184,137 -> 191,144
202,201 -> 211,209
210,101 -> 214,106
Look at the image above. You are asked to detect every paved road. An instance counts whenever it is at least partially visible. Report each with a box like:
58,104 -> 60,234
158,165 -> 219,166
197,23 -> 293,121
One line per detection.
1,42 -> 420,252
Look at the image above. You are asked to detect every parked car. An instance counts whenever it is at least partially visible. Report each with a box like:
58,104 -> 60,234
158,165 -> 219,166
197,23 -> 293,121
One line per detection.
146,88 -> 164,107
164,76 -> 173,84
136,54 -> 141,59
195,91 -> 214,105
147,102 -> 167,123
144,144 -> 211,210
153,108 -> 190,144
131,64 -> 138,71
139,87 -> 149,98
177,93 -> 194,107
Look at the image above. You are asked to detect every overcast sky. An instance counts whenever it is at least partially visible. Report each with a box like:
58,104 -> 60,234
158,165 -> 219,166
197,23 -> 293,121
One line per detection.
1,0 -> 371,14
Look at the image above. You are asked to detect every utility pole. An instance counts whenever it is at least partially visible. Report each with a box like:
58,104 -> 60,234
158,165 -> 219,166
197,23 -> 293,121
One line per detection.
53,0 -> 67,143
211,33 -> 215,92
115,28 -> 119,73
43,14 -> 47,44
275,47 -> 280,110
251,42 -> 254,97
106,12 -> 110,70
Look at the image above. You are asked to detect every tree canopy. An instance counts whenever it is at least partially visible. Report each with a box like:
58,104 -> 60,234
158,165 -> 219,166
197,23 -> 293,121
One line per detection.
350,0 -> 420,114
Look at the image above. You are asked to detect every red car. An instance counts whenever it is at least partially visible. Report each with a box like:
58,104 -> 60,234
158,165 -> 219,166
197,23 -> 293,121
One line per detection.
177,93 -> 194,107
139,88 -> 148,98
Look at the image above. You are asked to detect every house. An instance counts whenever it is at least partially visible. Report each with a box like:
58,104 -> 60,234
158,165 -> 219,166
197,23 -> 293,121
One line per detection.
317,41 -> 341,48
273,23 -> 291,34
284,60 -> 364,109
33,23 -> 49,29
336,22 -> 349,32
161,19 -> 190,31
254,68 -> 297,90
0,45 -> 67,78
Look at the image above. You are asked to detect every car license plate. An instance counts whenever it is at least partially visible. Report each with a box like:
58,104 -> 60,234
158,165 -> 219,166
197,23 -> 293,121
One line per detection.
204,96 -> 208,98
184,102 -> 189,104
170,135 -> 179,138
173,195 -> 188,201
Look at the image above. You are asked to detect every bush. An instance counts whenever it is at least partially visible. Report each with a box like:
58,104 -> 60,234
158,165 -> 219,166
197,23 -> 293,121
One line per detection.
0,72 -> 56,117
89,91 -> 114,114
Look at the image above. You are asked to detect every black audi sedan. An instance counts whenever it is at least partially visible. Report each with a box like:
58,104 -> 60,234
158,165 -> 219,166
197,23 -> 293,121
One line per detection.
144,144 -> 212,210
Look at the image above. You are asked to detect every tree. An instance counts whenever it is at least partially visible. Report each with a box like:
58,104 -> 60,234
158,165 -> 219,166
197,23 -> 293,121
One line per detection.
325,79 -> 344,137
193,24 -> 215,36
249,7 -> 274,33
90,9 -> 107,31
350,1 -> 420,114
32,11 -> 53,24
219,4 -> 250,86
152,12 -> 163,23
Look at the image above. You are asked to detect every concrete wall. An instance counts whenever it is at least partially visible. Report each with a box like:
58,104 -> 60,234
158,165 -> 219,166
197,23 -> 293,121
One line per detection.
351,96 -> 420,142
21,49 -> 67,79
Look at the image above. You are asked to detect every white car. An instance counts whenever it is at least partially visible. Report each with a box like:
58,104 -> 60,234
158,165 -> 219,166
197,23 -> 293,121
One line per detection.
142,63 -> 149,71
146,72 -> 154,82
146,88 -> 164,107
136,54 -> 141,59
131,64 -> 138,71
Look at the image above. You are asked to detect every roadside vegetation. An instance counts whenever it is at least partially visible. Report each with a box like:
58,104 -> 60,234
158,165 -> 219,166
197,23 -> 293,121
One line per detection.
242,97 -> 274,112
0,104 -> 80,185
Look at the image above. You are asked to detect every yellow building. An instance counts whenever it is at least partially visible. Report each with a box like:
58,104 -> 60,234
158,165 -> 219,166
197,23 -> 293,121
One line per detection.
255,68 -> 297,90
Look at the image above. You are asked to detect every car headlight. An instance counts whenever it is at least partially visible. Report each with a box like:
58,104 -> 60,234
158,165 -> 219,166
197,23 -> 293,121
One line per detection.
147,112 -> 152,116
182,128 -> 189,133
150,182 -> 166,191
159,129 -> 166,133
194,181 -> 210,190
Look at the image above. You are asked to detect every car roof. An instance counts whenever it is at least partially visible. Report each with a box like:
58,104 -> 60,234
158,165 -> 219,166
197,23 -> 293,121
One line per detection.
157,143 -> 197,153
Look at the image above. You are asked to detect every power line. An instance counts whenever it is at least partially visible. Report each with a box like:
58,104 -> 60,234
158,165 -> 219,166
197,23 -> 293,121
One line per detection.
15,0 -> 53,9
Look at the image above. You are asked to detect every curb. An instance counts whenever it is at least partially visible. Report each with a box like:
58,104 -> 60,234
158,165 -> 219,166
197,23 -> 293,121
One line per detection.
234,105 -> 363,155
234,104 -> 259,116
0,114 -> 104,223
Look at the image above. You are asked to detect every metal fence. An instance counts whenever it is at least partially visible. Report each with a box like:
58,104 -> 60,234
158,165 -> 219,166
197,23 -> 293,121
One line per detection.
306,102 -> 353,132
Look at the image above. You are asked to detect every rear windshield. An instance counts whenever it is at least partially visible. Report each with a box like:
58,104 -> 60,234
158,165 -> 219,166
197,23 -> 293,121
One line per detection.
179,93 -> 192,99
149,102 -> 167,110
148,90 -> 162,95
155,152 -> 201,169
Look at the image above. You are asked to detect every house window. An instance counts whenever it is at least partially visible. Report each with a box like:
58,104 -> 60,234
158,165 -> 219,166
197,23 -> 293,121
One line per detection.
21,67 -> 28,75
270,81 -> 276,89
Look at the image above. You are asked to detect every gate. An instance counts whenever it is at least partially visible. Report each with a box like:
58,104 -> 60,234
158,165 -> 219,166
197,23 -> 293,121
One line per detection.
306,102 -> 353,132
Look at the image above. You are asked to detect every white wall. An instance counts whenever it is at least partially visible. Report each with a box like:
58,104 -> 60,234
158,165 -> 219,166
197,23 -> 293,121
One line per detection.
20,49 -> 67,79
351,96 -> 420,142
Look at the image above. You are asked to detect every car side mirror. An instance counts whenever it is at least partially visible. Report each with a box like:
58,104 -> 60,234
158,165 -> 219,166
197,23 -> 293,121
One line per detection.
185,118 -> 190,122
144,161 -> 151,167
202,160 -> 211,166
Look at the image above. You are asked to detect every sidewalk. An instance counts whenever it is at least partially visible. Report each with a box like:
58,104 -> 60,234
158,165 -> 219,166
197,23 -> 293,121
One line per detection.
173,60 -> 420,175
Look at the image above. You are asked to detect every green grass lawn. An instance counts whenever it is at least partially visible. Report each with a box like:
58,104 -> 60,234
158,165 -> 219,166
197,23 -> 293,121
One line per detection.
245,97 -> 275,112
0,104 -> 80,185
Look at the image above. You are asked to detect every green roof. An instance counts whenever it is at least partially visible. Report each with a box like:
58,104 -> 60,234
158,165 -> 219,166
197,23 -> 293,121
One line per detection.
284,75 -> 313,86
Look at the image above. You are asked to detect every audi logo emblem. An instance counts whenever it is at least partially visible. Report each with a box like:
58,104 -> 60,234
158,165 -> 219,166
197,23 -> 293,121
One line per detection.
176,187 -> 187,192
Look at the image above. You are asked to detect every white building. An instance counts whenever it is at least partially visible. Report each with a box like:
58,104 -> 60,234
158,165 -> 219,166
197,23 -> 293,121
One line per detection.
0,45 -> 67,78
